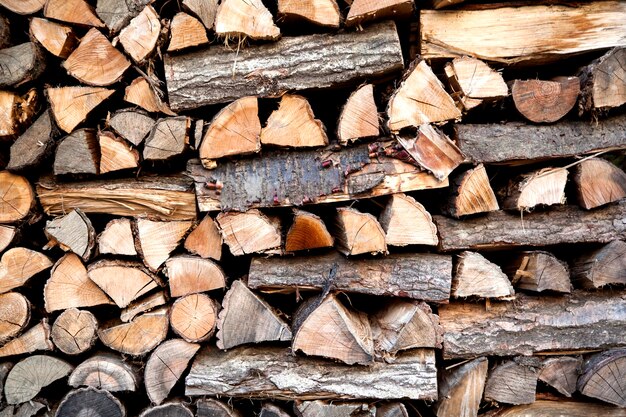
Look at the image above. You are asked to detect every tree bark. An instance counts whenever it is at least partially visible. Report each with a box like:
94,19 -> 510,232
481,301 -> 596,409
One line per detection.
7,111 -> 57,172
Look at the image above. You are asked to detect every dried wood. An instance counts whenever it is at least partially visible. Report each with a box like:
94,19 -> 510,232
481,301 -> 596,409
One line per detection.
108,108 -> 155,146
285,210 -> 333,252
0,43 -> 45,88
376,403 -> 407,417
435,357 -> 488,417
196,399 -> 242,417
0,320 -> 52,358
119,5 -> 160,63
579,47 -> 626,113
0,401 -> 46,417
216,210 -> 281,256
51,308 -> 98,355
135,219 -> 193,271
346,0 -> 414,27
502,167 -> 568,211
334,207 -> 387,256
379,193 -> 437,247
120,291 -> 168,322
446,165 -> 499,218
54,129 -> 99,176
143,116 -> 189,161
87,260 -> 160,308
4,355 -> 72,404
278,0 -> 340,28
571,240 -> 626,288
214,0 -> 279,41
0,172 -> 35,224
484,358 -> 540,405
453,251 -> 514,299
506,251 -> 571,293
45,0 -> 104,27
0,293 -> 29,344
98,308 -> 169,356
0,90 -> 37,138
182,0 -> 218,30
482,400 -> 626,417
259,404 -> 289,417
170,293 -> 218,342
124,77 -> 176,115
184,215 -> 222,260
512,77 -> 580,123
99,132 -> 139,173
7,111 -> 56,172
165,21 -> 403,110
578,348 -> 626,407
69,353 -> 137,392
445,56 -> 507,110
337,84 -> 379,145
0,226 -> 15,253
295,401 -> 374,417
0,247 -> 52,294
140,404 -> 194,417
55,388 -> 125,417
168,12 -> 208,52
98,218 -> 136,256
165,255 -> 226,297
44,209 -> 96,260
0,0 -> 45,14
30,18 -> 77,58
96,0 -> 150,33
573,157 -> 626,209
46,86 -> 114,133
0,14 -> 7,49
538,356 -> 581,397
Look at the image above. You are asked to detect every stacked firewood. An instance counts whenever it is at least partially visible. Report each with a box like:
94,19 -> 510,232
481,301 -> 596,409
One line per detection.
1,0 -> 626,415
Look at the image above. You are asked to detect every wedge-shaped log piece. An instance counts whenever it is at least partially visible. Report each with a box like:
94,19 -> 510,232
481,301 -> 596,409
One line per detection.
453,251 -> 514,299
183,0 -> 218,30
69,354 -> 138,392
216,280 -> 291,349
45,0 -> 104,27
120,291 -> 167,322
334,207 -> 387,256
376,403 -> 408,417
0,0 -> 44,14
446,57 -> 507,103
538,356 -> 581,397
580,47 -> 626,113
261,95 -> 328,148
140,404 -> 193,417
136,219 -> 193,271
119,5 -> 160,63
47,86 -> 113,133
379,193 -> 437,247
512,77 -> 580,123
98,218 -> 136,256
506,251 -> 571,293
186,346 -> 437,400
337,84 -> 379,145
0,43 -> 45,88
45,209 -> 95,260
0,401 -> 46,417
108,108 -> 155,146
483,400 -> 626,417
8,111 -> 56,172
99,308 -> 168,356
439,291 -> 626,358
0,172 -> 35,224
258,404 -> 288,417
346,0 -> 414,27
51,308 -> 98,355
54,129 -> 99,176
145,339 -> 200,405
216,210 -> 281,256
295,401 -> 374,417
144,117 -> 189,161
30,18 -> 77,58
166,255 -> 226,297
573,157 -> 626,209
278,0 -> 340,28
0,90 -> 38,139
99,132 -> 139,173
96,0 -> 150,33
168,12 -> 208,52
125,76 -> 176,115
249,251 -> 452,302
285,210 -> 333,252
0,320 -> 52,358
387,60 -> 461,131
88,260 -> 160,308
215,0 -> 279,41
446,165 -> 499,218
165,21 -> 403,110
420,2 -> 626,65
45,254 -> 113,312
484,358 -> 540,405
4,355 -> 73,405
578,348 -> 626,407
56,387 -> 125,417
184,216 -> 222,260
170,294 -> 218,342
0,293 -> 29,344
435,357 -> 487,417
572,240 -> 626,288
502,168 -> 568,211
196,399 -> 242,417
199,96 -> 261,166
0,247 -> 52,294
0,225 -> 15,253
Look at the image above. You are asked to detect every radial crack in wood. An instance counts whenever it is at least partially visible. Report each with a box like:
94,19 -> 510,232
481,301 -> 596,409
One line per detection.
0,42 -> 45,88
435,357 -> 487,417
0,172 -> 35,224
8,111 -> 57,173
46,86 -> 114,133
98,308 -> 169,356
69,353 -> 138,392
30,18 -> 77,58
446,56 -> 508,103
0,292 -> 29,344
453,251 -> 514,299
143,116 -> 190,161
120,291 -> 168,323
579,47 -> 626,113
501,167 -> 568,211
166,255 -> 226,297
99,131 -> 139,173
538,356 -> 581,397
119,5 -> 160,63
0,320 -> 53,359
170,293 -> 218,342
0,247 -> 52,294
55,387 -> 125,417
338,84 -> 380,145
573,157 -> 626,209
379,193 -> 438,247
96,0 -> 150,33
51,308 -> 98,355
108,108 -> 155,146
578,348 -> 626,407
214,0 -> 280,41
484,358 -> 540,405
4,355 -> 73,405
445,164 -> 499,218
87,260 -> 160,308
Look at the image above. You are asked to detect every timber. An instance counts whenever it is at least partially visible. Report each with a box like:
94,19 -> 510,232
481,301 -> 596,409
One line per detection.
0,247 -> 52,294
0,320 -> 52,358
119,5 -> 161,62
452,251 -> 514,299
278,0 -> 340,28
445,164 -> 499,218
538,356 -> 581,397
285,210 -> 334,252
0,172 -> 35,224
483,400 -> 626,417
445,56 -> 507,111
378,193 -> 438,247
0,292 -> 29,343
96,0 -> 150,33
337,84 -> 380,145
4,355 -> 73,404
108,109 -> 155,147
0,43 -> 45,88
500,167 -> 568,211
214,0 -> 280,41
165,255 -> 226,297
579,47 -> 626,113
435,357 -> 488,417
571,240 -> 626,288
54,129 -> 99,176
511,77 -> 580,123
98,308 -> 169,356
69,354 -> 138,392
7,111 -> 57,172
44,209 -> 95,260
55,388 -> 125,417
98,218 -> 136,256
30,18 -> 77,58
333,207 -> 387,256
120,291 -> 168,322
183,216 -> 223,260
346,0 -> 414,27
506,251 -> 571,293
483,358 -> 540,405
50,308 -> 98,355
45,0 -> 104,27
98,132 -> 140,174
577,348 -> 626,407
573,157 -> 626,209
183,0 -> 218,30
168,12 -> 209,52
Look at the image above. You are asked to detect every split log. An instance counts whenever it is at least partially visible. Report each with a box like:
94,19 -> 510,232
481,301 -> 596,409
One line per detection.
0,321 -> 52,358
0,43 -> 45,88
433,201 -> 626,251
108,109 -> 155,146
216,210 -> 281,256
120,291 -> 167,322
0,0 -> 45,14
96,0 -> 150,33
295,401 -> 374,417
184,215 -> 222,260
87,260 -> 160,308
69,354 -> 137,392
337,84 -> 379,145
186,346 -> 438,400
538,356 -> 581,397
124,77 -> 176,115
387,60 -> 461,131
30,18 -> 77,59
506,251 -> 571,293
143,116 -> 189,161
379,193 -> 438,247
165,20 -> 403,110
7,111 -> 56,172
98,218 -> 137,256
482,399 -> 626,417
168,12 -> 208,52
217,280 -> 291,349
446,164 -> 499,218
145,339 -> 200,405
46,86 -> 114,133
0,172 -> 35,224
573,157 -> 626,209
260,95 -> 328,148
571,240 -> 626,288
0,360 -> 13,395
420,2 -> 626,65
260,404 -> 290,417
435,357 -> 488,417
54,129 -> 99,176
579,47 -> 626,113
45,0 -> 105,27
445,56 -> 507,111
170,293 -> 218,342
0,226 -> 15,253
196,399 -> 241,417
44,209 -> 95,260
165,255 -> 226,297
0,293 -> 29,344
578,348 -> 626,407
98,308 -> 169,356
285,210 -> 333,252
248,251 -> 452,302
334,207 -> 387,256
438,291 -> 626,358
346,0 -> 414,27
44,254 -> 113,312
214,0 -> 279,41
198,96 -> 261,166
119,5 -> 160,63
4,355 -> 72,405
135,219 -> 193,271
36,175 -> 197,221
0,247 -> 52,294
484,358 -> 540,405
511,77 -> 580,123
376,403 -> 407,417
183,0 -> 218,30
0,401 -> 46,417
278,0 -> 340,28
453,251 -> 514,299
55,388 -> 125,417
140,404 -> 194,417
0,90 -> 38,139
50,308 -> 98,355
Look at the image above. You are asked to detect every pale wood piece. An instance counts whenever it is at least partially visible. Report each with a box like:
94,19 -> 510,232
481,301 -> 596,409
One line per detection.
573,157 -> 626,209
196,399 -> 242,417
446,164 -> 499,218
8,111 -> 56,172
0,293 -> 29,344
45,0 -> 105,27
120,291 -> 167,322
99,132 -> 139,173
53,129 -> 99,176
484,358 -> 540,405
538,356 -> 581,397
216,280 -> 292,349
572,240 -> 626,288
387,60 -> 461,131
168,12 -> 208,52
507,251 -> 571,293
30,18 -> 77,58
98,218 -> 136,256
0,43 -> 45,88
143,116 -> 190,161
260,404 -> 290,417
183,0 -> 218,30
55,387 -> 125,417
512,77 -> 580,123
186,346 -> 438,400
214,0 -> 280,41
47,86 -> 114,133
0,0 -> 44,14
51,308 -> 98,355
98,308 -> 169,356
444,62 -> 483,112
216,210 -> 281,256
0,172 -> 35,224
0,247 -> 52,294
346,0 -> 413,27
431,0 -> 463,8
278,0 -> 340,28
44,253 -> 113,313
69,353 -> 138,392
0,320 -> 52,358
124,77 -> 176,115
420,2 -> 626,65
165,255 -> 226,297
453,251 -> 514,298
293,294 -> 373,365
199,96 -> 261,166
184,215 -> 222,260
436,357 -> 488,417
0,90 -> 37,138
295,401 -> 374,417
483,400 -> 626,417
447,56 -> 507,104
170,293 -> 218,342
87,260 -> 160,308
4,355 -> 72,405
334,207 -> 387,256
579,47 -> 626,113
285,210 -> 333,252
502,168 -> 568,211
119,5 -> 160,63
145,339 -> 200,405
0,226 -> 15,253
96,0 -> 150,33
578,348 -> 626,407
44,209 -> 96,260
140,404 -> 194,417
379,193 -> 437,247
337,84 -> 379,145
135,219 -> 193,271
0,401 -> 46,417
108,108 -> 155,146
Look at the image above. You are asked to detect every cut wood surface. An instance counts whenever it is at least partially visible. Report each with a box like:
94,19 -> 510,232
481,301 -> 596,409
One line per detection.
483,400 -> 626,417
334,207 -> 387,256
69,353 -> 137,392
98,218 -> 136,256
0,292 -> 29,344
0,247 -> 52,294
30,17 -> 77,58
446,164 -> 499,218
346,0 -> 414,27
579,47 -> 626,113
4,355 -> 72,404
55,387 -> 125,417
183,215 -> 222,260
170,293 -> 218,342
108,109 -> 155,146
453,251 -> 514,299
0,225 -> 15,253
295,401 -> 374,417
446,56 -> 507,103
183,0 -> 218,30
46,86 -> 114,133
538,356 -> 581,397
337,84 -> 379,145
0,401 -> 46,417
45,0 -> 105,27
124,76 -> 176,115
50,308 -> 98,355
0,42 -> 45,88
278,0 -> 340,28
435,357 -> 487,417
0,172 -> 35,223
143,116 -> 189,161
484,358 -> 539,405
261,95 -> 328,148
165,21 -> 403,110
214,0 -> 279,40
439,291 -> 626,358
186,346 -> 438,400
571,240 -> 626,288
140,404 -> 194,417
506,251 -> 571,293
120,291 -> 168,323
249,251 -> 452,302
577,348 -> 626,407
54,129 -> 99,176
285,210 -> 333,252
420,2 -> 626,65
512,77 -> 580,123
119,5 -> 160,62
8,111 -> 56,172
98,308 -> 169,356
166,255 -> 226,297
0,90 -> 37,138
501,168 -> 568,211
96,0 -> 150,33
87,260 -> 159,308
99,132 -> 139,174
0,0 -> 45,14
0,320 -> 52,358
196,399 -> 242,417
573,157 -> 626,209
135,218 -> 193,271
216,210 -> 281,256
44,209 -> 95,260
168,12 -> 209,52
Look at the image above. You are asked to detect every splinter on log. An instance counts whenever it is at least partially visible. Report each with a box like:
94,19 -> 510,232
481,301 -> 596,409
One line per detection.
334,207 -> 387,256
170,293 -> 218,342
571,240 -> 626,288
44,209 -> 96,260
0,0 -> 45,15
47,86 -> 114,133
98,308 -> 169,356
4,355 -> 73,405
119,5 -> 161,63
124,77 -> 176,115
216,210 -> 281,256
579,47 -> 626,114
184,215 -> 223,260
0,247 -> 52,294
484,358 -> 540,405
573,157 -> 626,209
337,84 -> 379,145
578,348 -> 626,407
166,255 -> 226,297
379,193 -> 438,247
54,129 -> 99,176
30,18 -> 77,58
445,164 -> 499,218
214,0 -> 280,41
143,117 -> 190,161
512,77 -> 580,123
55,388 -> 125,417
108,108 -> 155,146
285,210 -> 333,252
435,357 -> 488,417
168,12 -> 209,52
51,308 -> 98,355
445,56 -> 507,111
453,251 -> 514,298
0,292 -> 29,344
346,0 -> 414,27
45,0 -> 104,27
501,168 -> 568,211
135,219 -> 193,271
538,356 -> 581,397
8,111 -> 57,172
278,0 -> 340,28
98,218 -> 137,256
69,353 -> 138,392
0,171 -> 35,223
506,251 -> 571,293
87,260 -> 160,308
0,320 -> 53,358
121,291 -> 168,322
183,0 -> 218,30
99,132 -> 140,174
0,43 -> 45,88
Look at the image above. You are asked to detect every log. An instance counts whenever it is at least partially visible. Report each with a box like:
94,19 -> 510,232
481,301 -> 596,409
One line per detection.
99,134 -> 140,175
346,0 -> 414,27
4,355 -> 72,405
337,84 -> 379,145
170,293 -> 218,342
435,357 -> 488,417
46,86 -> 114,133
120,291 -> 167,322
87,260 -> 160,308
248,251 -> 452,302
183,215 -> 222,260
44,209 -> 95,260
295,401 -> 374,417
119,5 -> 160,63
511,77 -> 580,123
261,95 -> 328,148
433,201 -> 626,251
438,291 -> 626,358
0,90 -> 38,139
285,210 -> 333,252
145,339 -> 200,405
165,20 -> 403,110
0,247 -> 52,294
168,12 -> 209,52
0,226 -> 15,253
482,399 -> 626,417
186,346 -> 438,400
7,111 -> 56,172
55,388 -> 125,417
54,129 -> 99,176
0,293 -> 29,344
573,157 -> 626,209
135,219 -> 193,271
334,207 -> 387,256
45,0 -> 105,27
571,240 -> 626,288
216,210 -> 281,256
214,0 -> 279,41
165,255 -> 226,297
0,320 -> 52,359
0,14 -> 7,49
260,404 -> 290,417
483,358 -> 540,405
196,399 -> 241,417
445,164 -> 499,218
98,308 -> 169,356
216,280 -> 291,350
124,77 -> 176,115
44,254 -> 113,312
0,0 -> 45,14
96,0 -> 150,33
69,353 -> 138,392
0,172 -> 35,224
143,116 -> 190,161
579,47 -> 626,113
108,109 -> 155,146
376,403 -> 407,417
445,57 -> 507,111
278,0 -> 340,28
379,193 -> 438,247
140,404 -> 194,417
182,0 -> 218,30
50,308 -> 98,355
538,356 -> 581,397
577,348 -> 626,407
98,218 -> 136,256
420,2 -> 626,65
0,43 -> 45,88
506,251 -> 571,293
30,18 -> 77,59
0,401 -> 46,417
453,251 -> 514,299
0,361 -> 14,396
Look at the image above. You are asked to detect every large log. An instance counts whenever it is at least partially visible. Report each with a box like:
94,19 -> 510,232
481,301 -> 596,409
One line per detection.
185,346 -> 437,400
164,21 -> 403,111
483,400 -> 626,417
439,291 -> 626,358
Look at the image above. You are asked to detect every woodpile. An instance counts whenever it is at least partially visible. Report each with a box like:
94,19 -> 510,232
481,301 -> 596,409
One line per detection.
0,1 -> 626,416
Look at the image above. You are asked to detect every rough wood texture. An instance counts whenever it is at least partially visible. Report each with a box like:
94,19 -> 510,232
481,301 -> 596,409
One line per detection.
0,90 -> 38,139
446,164 -> 499,218
573,157 -> 626,209
170,294 -> 218,342
45,209 -> 95,260
453,251 -> 514,299
0,0 -> 45,14
278,0 -> 340,28
143,117 -> 189,161
98,218 -> 136,256
98,133 -> 139,173
346,0 -> 414,27
0,247 -> 52,294
579,47 -> 626,113
184,216 -> 222,260
98,308 -> 168,356
168,12 -> 208,52
433,202 -> 626,251
119,5 -> 160,62
261,95 -> 328,148
571,240 -> 626,288
8,111 -> 56,172
196,399 -> 241,417
165,21 -> 403,110
295,401 -> 374,417
538,356 -> 581,397
45,0 -> 104,27
334,207 -> 387,256
135,219 -> 193,271
140,404 -> 194,417
0,292 -> 29,344
108,109 -> 155,146
285,210 -> 333,252
166,255 -> 225,297
337,84 -> 379,145
183,0 -> 218,30
506,251 -> 571,293
216,210 -> 281,256
577,348 -> 626,407
55,387 -> 125,417
47,86 -> 113,133
439,291 -> 626,358
186,346 -> 437,400
120,291 -> 168,323
124,76 -> 176,115
0,43 -> 45,88
501,168 -> 568,211
0,321 -> 52,358
0,400 -> 46,417
30,18 -> 77,58
0,172 -> 35,224
51,308 -> 98,355
69,353 -> 137,392
376,403 -> 407,417
512,77 -> 580,123
484,358 -> 539,405
54,129 -> 99,176
4,355 -> 73,405
0,226 -> 15,253
215,0 -> 279,40
482,400 -> 626,417
260,404 -> 290,417
87,260 -> 159,308
96,0 -> 150,33
435,357 -> 488,417
446,56 -> 507,107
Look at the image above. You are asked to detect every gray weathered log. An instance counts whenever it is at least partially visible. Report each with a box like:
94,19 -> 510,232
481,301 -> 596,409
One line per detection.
482,400 -> 626,417
96,0 -> 151,33
483,358 -> 540,405
0,43 -> 45,88
8,111 -> 56,172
